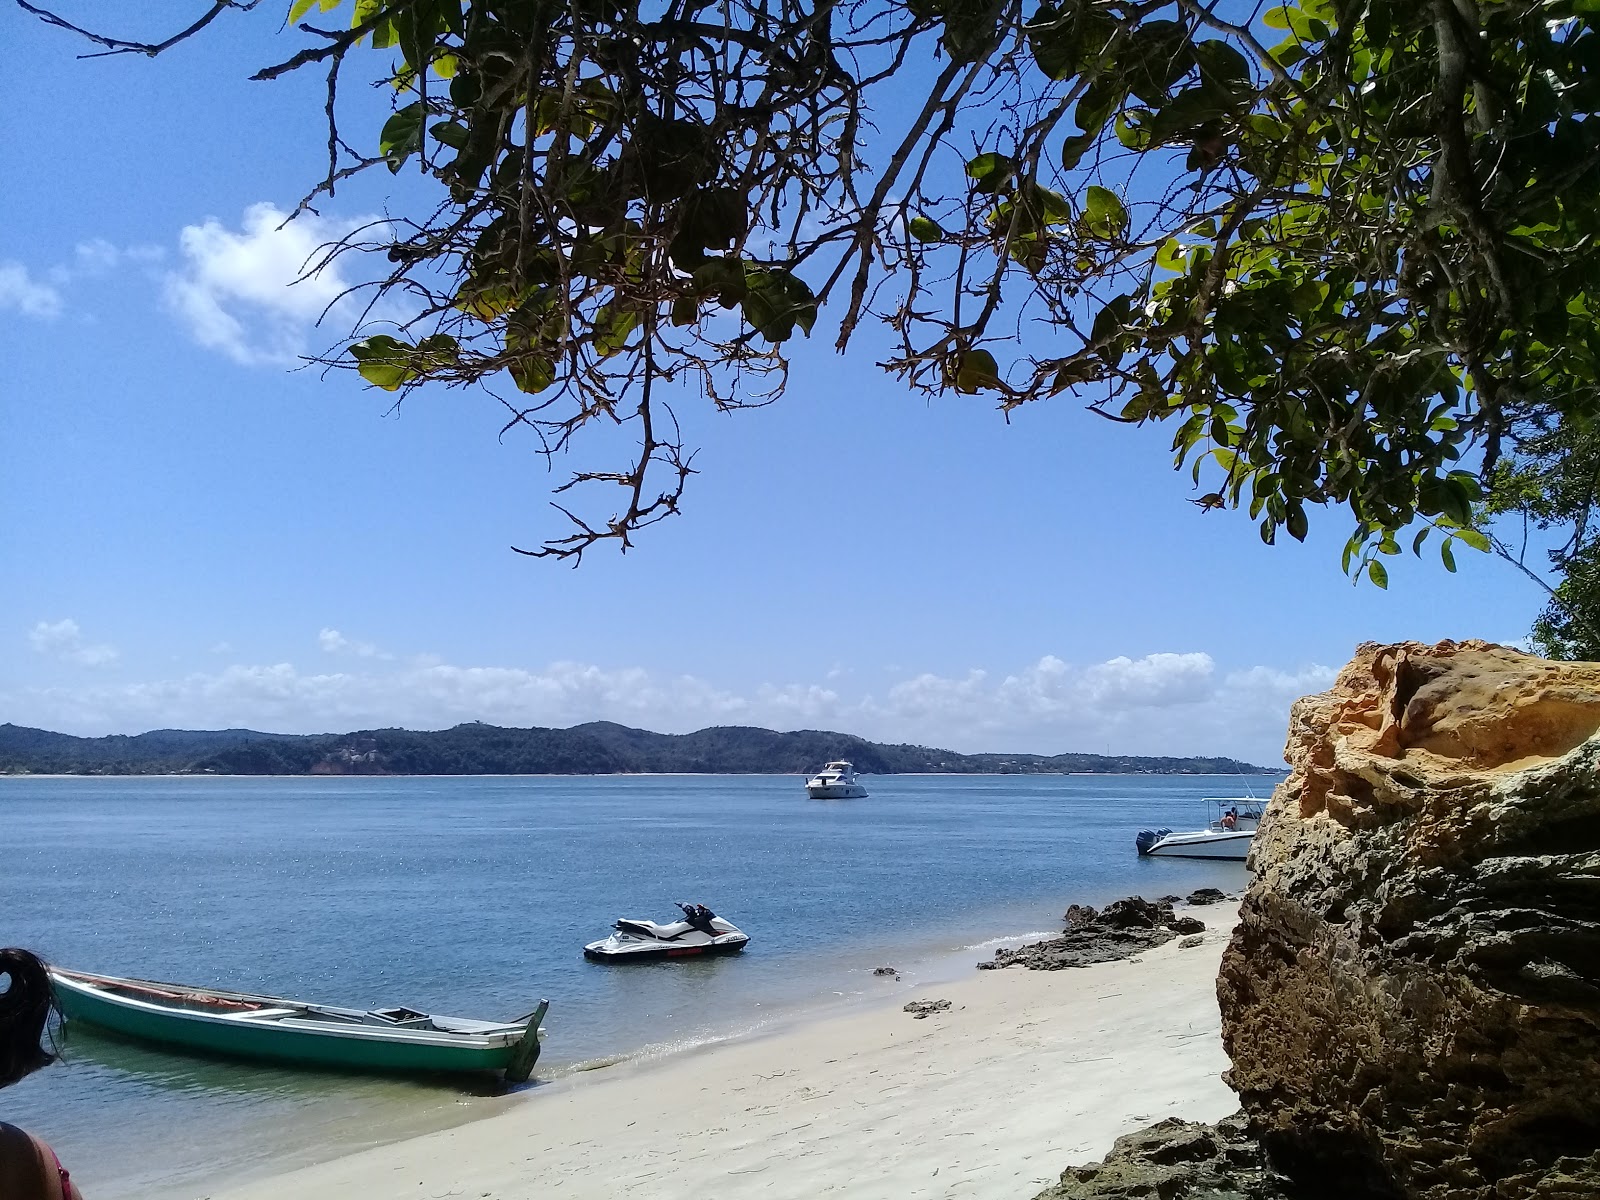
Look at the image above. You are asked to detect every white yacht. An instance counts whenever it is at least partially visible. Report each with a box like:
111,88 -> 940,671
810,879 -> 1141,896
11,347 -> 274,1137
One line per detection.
805,761 -> 868,799
1135,798 -> 1265,860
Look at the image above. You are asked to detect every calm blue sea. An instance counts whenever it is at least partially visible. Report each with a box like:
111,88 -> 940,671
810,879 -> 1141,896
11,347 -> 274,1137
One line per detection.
0,773 -> 1275,1197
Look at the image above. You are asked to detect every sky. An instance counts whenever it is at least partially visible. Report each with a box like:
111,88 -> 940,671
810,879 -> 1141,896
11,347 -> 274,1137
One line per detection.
0,3 -> 1555,768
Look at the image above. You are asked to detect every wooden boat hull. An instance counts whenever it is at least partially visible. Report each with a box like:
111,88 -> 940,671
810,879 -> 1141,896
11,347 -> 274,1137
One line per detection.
51,969 -> 543,1078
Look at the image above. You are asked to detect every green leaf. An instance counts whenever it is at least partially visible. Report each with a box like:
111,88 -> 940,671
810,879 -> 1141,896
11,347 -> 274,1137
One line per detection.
430,121 -> 469,150
1060,132 -> 1095,171
1456,529 -> 1491,553
415,333 -> 458,358
741,267 -> 817,342
1155,237 -> 1190,271
455,282 -> 523,321
349,334 -> 415,391
593,304 -> 641,357
509,355 -> 556,394
691,257 -> 748,307
908,216 -> 945,243
1440,541 -> 1457,573
1051,358 -> 1101,393
670,297 -> 698,327
380,102 -> 427,173
1439,478 -> 1475,526
1286,504 -> 1308,542
1194,41 -> 1253,90
951,348 -> 1002,394
288,0 -> 319,21
966,153 -> 1015,195
1367,559 -> 1389,589
1081,185 -> 1129,240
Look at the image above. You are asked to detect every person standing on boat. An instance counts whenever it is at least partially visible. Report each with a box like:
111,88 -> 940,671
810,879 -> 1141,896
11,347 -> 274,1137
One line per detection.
1221,807 -> 1238,831
0,948 -> 82,1198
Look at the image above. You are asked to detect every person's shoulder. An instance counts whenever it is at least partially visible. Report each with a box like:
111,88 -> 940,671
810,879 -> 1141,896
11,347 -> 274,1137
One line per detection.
0,1122 -> 75,1198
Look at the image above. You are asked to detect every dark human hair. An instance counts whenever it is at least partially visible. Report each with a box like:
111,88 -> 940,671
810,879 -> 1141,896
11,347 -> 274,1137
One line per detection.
0,948 -> 58,1087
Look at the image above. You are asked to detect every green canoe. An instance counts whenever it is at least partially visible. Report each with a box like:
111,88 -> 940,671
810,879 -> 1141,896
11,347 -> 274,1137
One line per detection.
51,967 -> 547,1082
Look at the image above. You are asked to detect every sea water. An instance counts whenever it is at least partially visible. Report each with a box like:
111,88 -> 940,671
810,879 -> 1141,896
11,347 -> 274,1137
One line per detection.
0,773 -> 1275,1197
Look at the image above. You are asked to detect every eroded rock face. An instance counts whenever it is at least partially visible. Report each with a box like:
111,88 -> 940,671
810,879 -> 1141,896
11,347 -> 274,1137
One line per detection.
1218,641 -> 1600,1199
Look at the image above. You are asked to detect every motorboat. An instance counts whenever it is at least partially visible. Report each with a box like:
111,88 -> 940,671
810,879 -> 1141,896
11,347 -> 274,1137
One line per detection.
805,760 -> 868,799
49,967 -> 548,1081
1136,797 -> 1266,860
584,902 -> 750,962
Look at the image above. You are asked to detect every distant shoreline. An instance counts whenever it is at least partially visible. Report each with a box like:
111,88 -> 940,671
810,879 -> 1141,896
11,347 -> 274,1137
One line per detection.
1,769 -> 1286,780
0,719 -> 1279,778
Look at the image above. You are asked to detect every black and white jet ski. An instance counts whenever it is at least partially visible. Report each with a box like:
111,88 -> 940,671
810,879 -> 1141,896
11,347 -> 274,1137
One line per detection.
583,902 -> 750,962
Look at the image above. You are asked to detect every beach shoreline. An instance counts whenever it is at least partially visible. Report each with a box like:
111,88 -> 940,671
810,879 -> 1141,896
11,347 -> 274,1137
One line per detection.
203,902 -> 1241,1200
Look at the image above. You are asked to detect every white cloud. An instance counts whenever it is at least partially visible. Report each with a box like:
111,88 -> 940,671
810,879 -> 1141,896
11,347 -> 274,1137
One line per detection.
165,203 -> 385,366
319,628 -> 387,658
5,647 -> 1335,766
73,238 -> 164,274
0,261 -> 63,318
28,619 -> 119,667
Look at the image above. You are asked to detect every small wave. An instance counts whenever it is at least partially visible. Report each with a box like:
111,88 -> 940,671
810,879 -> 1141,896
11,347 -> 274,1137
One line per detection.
957,930 -> 1057,951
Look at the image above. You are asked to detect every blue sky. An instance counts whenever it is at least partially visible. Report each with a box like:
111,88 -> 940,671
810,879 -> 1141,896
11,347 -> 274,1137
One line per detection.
0,4 -> 1553,767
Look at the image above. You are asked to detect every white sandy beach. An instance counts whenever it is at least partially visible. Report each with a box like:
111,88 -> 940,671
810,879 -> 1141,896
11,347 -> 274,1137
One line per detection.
207,904 -> 1240,1200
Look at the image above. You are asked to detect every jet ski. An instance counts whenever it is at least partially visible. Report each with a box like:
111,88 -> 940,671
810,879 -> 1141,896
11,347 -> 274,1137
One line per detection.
583,902 -> 750,962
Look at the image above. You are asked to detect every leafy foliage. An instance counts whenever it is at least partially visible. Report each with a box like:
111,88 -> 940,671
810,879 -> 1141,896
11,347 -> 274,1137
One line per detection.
20,0 -> 1600,573
1484,417 -> 1600,657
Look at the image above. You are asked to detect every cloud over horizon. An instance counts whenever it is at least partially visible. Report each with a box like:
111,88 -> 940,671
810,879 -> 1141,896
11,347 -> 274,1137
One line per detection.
3,644 -> 1332,766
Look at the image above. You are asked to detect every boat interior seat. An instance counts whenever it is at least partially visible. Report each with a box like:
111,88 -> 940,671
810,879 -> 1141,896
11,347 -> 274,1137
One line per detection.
431,1015 -> 517,1034
615,918 -> 693,939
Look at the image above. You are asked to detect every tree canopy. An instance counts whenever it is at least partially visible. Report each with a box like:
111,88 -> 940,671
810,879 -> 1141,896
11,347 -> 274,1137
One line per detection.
19,0 -> 1600,588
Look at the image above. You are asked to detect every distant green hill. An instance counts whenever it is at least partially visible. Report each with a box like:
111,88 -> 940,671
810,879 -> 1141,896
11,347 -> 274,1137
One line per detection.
0,721 -> 1277,777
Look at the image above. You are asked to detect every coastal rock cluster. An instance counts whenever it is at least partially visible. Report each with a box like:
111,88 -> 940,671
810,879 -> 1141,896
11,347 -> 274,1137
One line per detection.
1218,641 -> 1600,1198
980,896 -> 1208,971
1036,1113 -> 1293,1200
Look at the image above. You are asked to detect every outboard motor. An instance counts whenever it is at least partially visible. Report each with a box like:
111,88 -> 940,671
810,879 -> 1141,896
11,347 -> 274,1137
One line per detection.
1135,828 -> 1172,856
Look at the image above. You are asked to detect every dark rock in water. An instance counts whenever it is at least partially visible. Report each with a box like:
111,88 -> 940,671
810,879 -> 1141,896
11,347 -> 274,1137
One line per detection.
1179,934 -> 1206,949
983,896 -> 1203,970
871,966 -> 898,976
1168,916 -> 1206,935
1218,640 -> 1600,1200
1185,887 -> 1228,905
903,998 -> 950,1018
1035,1112 -> 1294,1199
1063,903 -> 1098,927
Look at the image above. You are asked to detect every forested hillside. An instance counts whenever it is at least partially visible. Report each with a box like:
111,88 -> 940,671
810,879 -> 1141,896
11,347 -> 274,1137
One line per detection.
0,721 -> 1274,777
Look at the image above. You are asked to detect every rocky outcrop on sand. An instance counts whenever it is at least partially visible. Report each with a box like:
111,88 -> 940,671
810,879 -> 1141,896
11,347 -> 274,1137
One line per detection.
1037,1112 -> 1293,1199
1216,640 -> 1600,1199
980,897 -> 1206,970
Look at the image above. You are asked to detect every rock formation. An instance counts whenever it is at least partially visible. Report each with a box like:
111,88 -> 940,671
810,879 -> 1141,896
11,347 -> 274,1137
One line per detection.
981,897 -> 1205,970
1217,640 -> 1600,1199
1037,1113 -> 1293,1200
